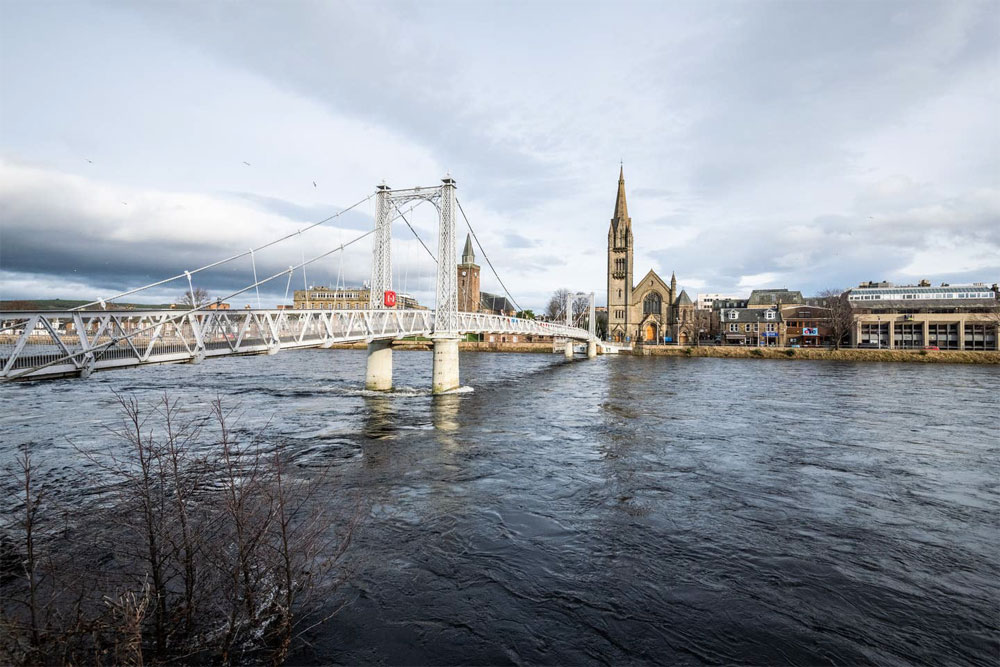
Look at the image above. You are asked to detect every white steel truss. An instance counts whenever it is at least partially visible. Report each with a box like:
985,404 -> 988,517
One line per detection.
436,177 -> 458,334
370,184 -> 393,307
0,308 -> 597,381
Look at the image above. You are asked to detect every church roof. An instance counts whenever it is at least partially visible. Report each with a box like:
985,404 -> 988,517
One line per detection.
633,269 -> 671,296
675,290 -> 692,306
747,289 -> 804,306
461,233 -> 476,265
613,165 -> 628,221
481,292 -> 516,314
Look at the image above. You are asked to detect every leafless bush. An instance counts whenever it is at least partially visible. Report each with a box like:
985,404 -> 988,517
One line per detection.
0,393 -> 363,665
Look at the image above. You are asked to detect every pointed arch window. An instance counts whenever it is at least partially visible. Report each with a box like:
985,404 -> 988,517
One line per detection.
643,292 -> 662,315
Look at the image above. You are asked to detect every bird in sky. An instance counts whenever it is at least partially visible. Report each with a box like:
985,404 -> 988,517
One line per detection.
312,181 -> 317,187
86,159 -> 93,164
243,161 -> 251,166
121,201 -> 128,205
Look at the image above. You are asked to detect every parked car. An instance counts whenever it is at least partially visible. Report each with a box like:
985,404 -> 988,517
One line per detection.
922,345 -> 940,350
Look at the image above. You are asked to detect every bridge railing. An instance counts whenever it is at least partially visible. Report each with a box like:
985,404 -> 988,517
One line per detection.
0,308 -> 592,380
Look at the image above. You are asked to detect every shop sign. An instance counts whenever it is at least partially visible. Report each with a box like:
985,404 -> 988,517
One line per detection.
802,327 -> 818,336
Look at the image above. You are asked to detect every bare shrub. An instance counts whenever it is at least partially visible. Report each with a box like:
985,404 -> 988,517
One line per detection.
1,394 -> 363,666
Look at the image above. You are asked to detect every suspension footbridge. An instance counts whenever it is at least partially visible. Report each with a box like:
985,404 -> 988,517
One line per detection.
2,176 -> 625,390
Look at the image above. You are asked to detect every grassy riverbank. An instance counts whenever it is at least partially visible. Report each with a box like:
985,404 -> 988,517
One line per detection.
635,345 -> 1000,364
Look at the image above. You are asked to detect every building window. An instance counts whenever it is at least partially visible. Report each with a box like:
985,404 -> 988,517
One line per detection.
728,310 -> 738,320
744,324 -> 751,332
964,323 -> 997,350
930,323 -> 960,350
894,322 -> 924,349
765,310 -> 775,320
643,292 -> 661,315
729,323 -> 738,332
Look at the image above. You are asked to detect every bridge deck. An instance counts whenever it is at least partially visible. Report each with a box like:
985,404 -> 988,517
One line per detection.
1,308 -> 600,380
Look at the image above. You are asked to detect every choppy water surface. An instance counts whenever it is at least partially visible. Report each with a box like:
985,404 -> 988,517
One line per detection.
2,351 -> 998,665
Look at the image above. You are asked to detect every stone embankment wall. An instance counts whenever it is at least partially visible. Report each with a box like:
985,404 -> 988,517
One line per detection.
328,341 -> 553,353
326,341 -> 998,363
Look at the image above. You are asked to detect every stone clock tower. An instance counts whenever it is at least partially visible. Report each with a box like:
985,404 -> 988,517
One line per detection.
457,233 -> 481,312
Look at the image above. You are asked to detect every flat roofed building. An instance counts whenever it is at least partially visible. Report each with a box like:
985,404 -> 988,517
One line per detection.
696,293 -> 744,310
847,281 -> 998,350
847,282 -> 996,304
781,304 -> 833,347
292,287 -> 426,310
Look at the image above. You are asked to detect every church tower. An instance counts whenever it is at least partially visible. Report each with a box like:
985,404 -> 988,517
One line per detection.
457,233 -> 481,312
607,166 -> 633,341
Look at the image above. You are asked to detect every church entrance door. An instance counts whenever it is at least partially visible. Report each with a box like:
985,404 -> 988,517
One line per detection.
645,323 -> 657,343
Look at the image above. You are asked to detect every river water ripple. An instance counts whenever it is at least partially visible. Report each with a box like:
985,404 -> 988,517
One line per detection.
2,351 -> 998,665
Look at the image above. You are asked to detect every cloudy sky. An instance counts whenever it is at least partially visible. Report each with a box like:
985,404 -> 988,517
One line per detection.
1,0 -> 997,309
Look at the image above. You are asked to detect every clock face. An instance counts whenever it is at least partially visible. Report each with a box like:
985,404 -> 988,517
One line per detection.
462,271 -> 467,276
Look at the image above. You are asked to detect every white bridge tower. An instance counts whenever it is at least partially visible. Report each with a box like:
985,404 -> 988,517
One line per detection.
365,176 -> 463,394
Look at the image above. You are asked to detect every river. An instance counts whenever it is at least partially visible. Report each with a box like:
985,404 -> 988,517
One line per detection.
2,350 -> 998,665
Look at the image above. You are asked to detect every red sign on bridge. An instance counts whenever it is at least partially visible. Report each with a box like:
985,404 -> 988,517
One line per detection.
383,290 -> 397,307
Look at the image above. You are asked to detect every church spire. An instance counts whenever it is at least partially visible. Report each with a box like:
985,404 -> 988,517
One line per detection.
461,233 -> 476,265
613,164 -> 628,222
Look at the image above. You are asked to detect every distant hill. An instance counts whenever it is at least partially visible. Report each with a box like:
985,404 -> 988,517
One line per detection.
1,299 -> 175,311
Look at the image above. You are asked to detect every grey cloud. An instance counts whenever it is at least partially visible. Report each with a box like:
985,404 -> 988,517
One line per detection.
117,2 -> 571,214
650,190 -> 1000,295
231,192 -> 373,231
502,232 -> 537,249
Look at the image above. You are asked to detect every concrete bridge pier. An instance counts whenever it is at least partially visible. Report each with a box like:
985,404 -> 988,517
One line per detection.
587,340 -> 597,358
432,336 -> 461,394
365,339 -> 393,391
564,341 -> 574,359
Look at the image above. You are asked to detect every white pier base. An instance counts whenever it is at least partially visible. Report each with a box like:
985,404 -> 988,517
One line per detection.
365,339 -> 393,391
587,340 -> 597,358
564,341 -> 574,359
432,336 -> 461,394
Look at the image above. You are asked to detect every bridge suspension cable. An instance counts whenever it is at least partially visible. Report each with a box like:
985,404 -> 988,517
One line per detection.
72,191 -> 378,310
5,228 -> 376,381
392,202 -> 437,264
455,198 -> 522,314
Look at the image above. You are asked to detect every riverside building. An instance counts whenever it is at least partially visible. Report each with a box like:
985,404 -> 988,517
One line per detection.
847,281 -> 999,350
292,287 -> 425,310
719,306 -> 784,346
606,167 -> 695,344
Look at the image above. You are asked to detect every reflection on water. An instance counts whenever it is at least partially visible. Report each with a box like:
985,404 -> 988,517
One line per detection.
432,394 -> 461,433
362,394 -> 397,441
2,350 -> 998,665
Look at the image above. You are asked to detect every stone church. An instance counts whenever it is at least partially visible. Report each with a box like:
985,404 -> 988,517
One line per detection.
607,167 -> 695,344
